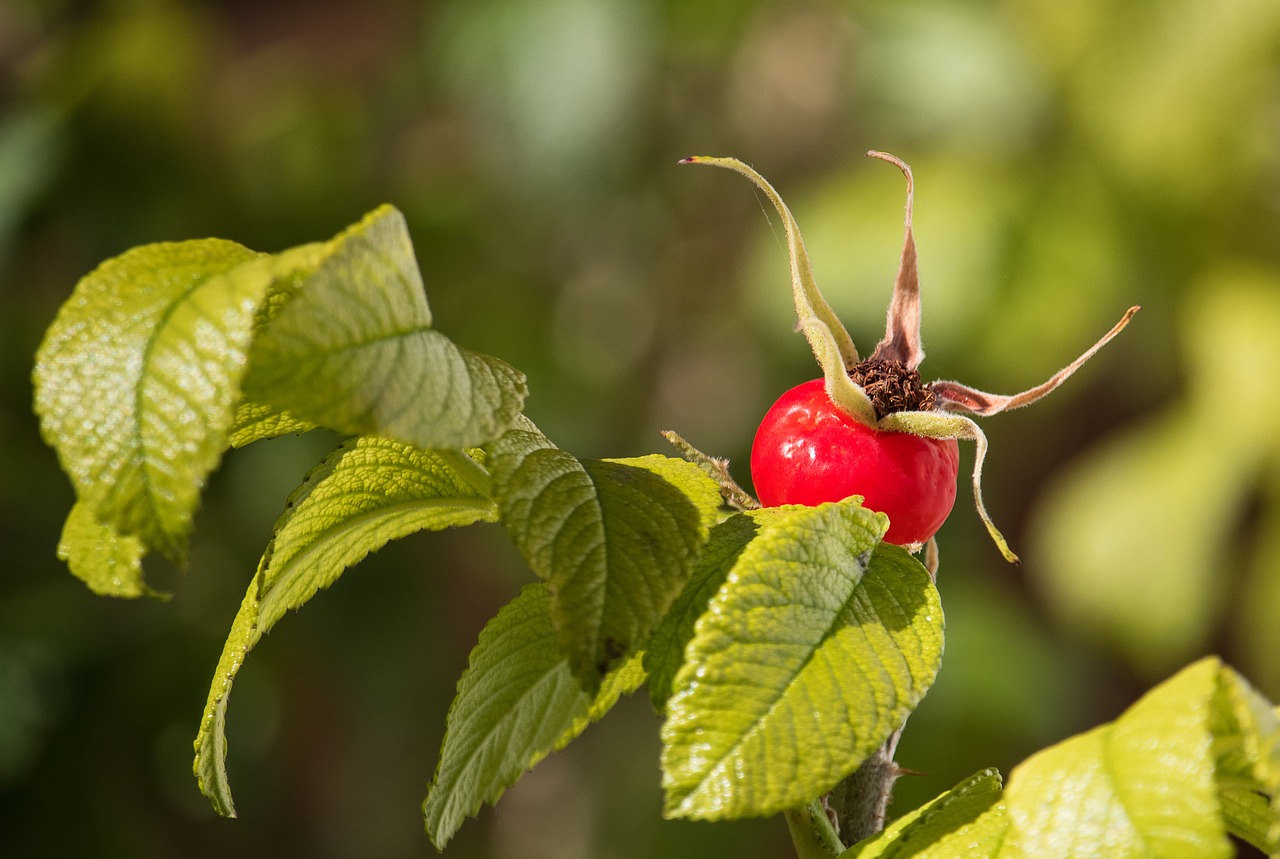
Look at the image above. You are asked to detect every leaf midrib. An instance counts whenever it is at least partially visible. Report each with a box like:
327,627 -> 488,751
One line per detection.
671,557 -> 872,813
259,494 -> 498,616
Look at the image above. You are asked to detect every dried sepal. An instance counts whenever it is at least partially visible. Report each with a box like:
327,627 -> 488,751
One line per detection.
680,156 -> 860,375
878,410 -> 1019,564
661,429 -> 759,511
931,306 -> 1141,416
865,151 -> 925,371
923,536 -> 940,581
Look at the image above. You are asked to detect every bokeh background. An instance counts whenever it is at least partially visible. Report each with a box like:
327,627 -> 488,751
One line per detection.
3,1 -> 1279,856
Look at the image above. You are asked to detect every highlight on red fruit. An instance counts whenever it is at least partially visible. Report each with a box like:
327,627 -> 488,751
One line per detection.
751,379 -> 959,547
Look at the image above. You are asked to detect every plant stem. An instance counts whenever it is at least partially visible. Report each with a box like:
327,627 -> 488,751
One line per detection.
827,544 -> 935,846
831,725 -> 905,846
784,798 -> 845,858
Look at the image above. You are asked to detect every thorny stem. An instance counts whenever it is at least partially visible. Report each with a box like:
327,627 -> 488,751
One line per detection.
814,535 -> 937,854
783,727 -> 907,858
831,725 -> 905,846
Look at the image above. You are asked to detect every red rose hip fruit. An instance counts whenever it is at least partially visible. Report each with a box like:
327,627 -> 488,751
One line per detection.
751,379 -> 960,546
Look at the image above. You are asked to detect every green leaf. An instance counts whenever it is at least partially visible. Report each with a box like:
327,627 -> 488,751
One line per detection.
224,244 -> 330,447
226,399 -> 315,448
424,582 -> 645,849
660,503 -> 944,820
240,204 -> 526,451
1219,787 -> 1277,856
38,205 -> 525,591
842,768 -> 1003,859
874,803 -> 1011,859
644,513 -> 759,712
490,418 -> 722,690
1212,665 -> 1280,854
193,587 -> 255,819
56,500 -> 156,599
195,436 -> 497,816
1006,658 -> 1229,858
34,238 -> 265,561
901,659 -> 1280,859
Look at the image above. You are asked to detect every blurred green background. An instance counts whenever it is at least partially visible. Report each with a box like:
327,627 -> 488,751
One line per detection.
3,0 -> 1279,856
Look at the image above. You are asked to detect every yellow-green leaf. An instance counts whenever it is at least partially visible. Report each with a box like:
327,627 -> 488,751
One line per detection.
842,769 -> 1003,859
34,238 -> 265,562
194,436 -> 496,816
490,418 -> 722,690
424,583 -> 645,849
56,500 -> 155,599
240,205 -> 526,451
661,504 -> 943,820
868,659 -> 1280,859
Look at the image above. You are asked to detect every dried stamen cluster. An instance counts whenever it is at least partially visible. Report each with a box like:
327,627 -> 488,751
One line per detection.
848,357 -> 935,418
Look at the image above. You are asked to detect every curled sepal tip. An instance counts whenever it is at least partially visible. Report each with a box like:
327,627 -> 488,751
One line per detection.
879,410 -> 1019,564
680,155 -> 860,379
932,306 -> 1142,416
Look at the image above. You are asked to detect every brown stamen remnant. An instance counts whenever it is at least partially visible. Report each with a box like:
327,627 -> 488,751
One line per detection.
849,357 -> 935,419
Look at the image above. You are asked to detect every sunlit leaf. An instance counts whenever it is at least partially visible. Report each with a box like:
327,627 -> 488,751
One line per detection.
841,769 -> 1003,858
644,513 -> 759,712
661,504 -> 944,820
195,436 -> 496,816
1021,677 -> 1218,855
240,204 -> 526,451
884,659 -> 1280,859
34,238 -> 265,562
225,245 -> 328,447
56,500 -> 154,599
1004,659 -> 1228,858
424,583 -> 645,849
490,417 -> 722,689
226,399 -> 315,448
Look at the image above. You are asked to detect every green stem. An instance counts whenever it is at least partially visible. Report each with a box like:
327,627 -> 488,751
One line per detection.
784,798 -> 845,858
